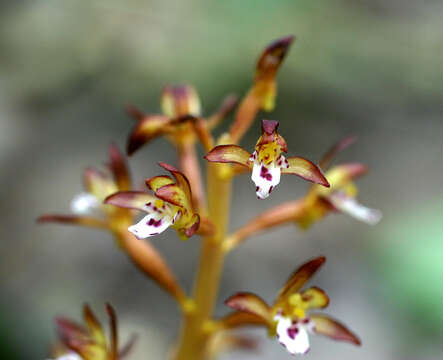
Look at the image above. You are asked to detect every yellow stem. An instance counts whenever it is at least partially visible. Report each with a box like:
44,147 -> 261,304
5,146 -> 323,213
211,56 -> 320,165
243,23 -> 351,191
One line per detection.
173,162 -> 232,360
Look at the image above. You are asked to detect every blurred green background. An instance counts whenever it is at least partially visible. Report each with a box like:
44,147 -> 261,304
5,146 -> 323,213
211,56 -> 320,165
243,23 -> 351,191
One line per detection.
1,1 -> 442,359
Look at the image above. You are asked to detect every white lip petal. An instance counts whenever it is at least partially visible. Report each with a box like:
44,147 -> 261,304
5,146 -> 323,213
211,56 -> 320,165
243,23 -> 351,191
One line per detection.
329,192 -> 382,225
275,315 -> 311,355
251,161 -> 281,199
128,212 -> 173,239
70,192 -> 100,215
49,353 -> 82,360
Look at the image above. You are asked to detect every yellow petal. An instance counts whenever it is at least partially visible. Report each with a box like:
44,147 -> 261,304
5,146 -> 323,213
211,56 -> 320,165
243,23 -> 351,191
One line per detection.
145,175 -> 175,192
276,256 -> 326,305
301,286 -> 330,310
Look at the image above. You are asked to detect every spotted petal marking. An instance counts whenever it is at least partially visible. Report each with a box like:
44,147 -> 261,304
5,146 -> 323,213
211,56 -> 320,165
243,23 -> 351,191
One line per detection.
275,315 -> 314,355
129,212 -> 173,239
328,191 -> 382,225
251,152 -> 287,199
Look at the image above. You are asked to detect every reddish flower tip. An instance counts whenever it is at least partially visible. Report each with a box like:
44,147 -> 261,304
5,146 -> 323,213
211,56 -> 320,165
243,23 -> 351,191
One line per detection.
126,104 -> 145,121
261,119 -> 279,135
127,133 -> 145,156
158,162 -> 180,173
266,35 -> 295,54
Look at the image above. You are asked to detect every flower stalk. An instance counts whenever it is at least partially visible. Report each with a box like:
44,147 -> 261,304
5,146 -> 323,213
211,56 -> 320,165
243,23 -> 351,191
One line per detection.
40,35 -> 381,360
174,157 -> 233,360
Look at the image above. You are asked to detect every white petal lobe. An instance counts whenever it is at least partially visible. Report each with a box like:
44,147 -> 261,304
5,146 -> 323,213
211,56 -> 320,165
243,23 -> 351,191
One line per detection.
251,160 -> 282,199
275,315 -> 311,355
128,212 -> 173,239
70,192 -> 100,214
329,192 -> 382,225
48,353 -> 82,360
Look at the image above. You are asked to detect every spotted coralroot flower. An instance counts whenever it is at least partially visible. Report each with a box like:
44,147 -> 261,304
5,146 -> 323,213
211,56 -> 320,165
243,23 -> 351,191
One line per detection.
49,304 -> 135,360
38,145 -> 133,232
223,257 -> 360,355
105,162 -> 201,240
205,119 -> 329,199
297,137 -> 382,229
126,84 -> 237,155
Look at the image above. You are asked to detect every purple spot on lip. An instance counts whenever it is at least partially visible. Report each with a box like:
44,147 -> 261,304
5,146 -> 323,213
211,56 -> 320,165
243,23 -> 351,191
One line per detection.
260,165 -> 273,181
287,326 -> 299,340
269,185 -> 274,193
256,186 -> 259,192
147,218 -> 162,227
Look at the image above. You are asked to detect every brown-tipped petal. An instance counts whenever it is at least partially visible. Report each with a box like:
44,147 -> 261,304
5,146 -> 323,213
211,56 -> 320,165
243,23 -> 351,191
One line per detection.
225,292 -> 272,323
145,175 -> 175,192
104,191 -> 157,212
127,115 -> 170,155
158,162 -> 193,207
310,314 -> 361,345
161,85 -> 201,118
276,256 -> 326,304
37,214 -> 108,229
108,144 -> 131,191
321,163 -> 368,193
83,168 -> 117,201
219,311 -> 271,329
154,184 -> 187,209
184,214 -> 200,238
319,136 -> 357,170
118,230 -> 186,302
301,286 -> 330,310
204,145 -> 252,168
125,104 -> 145,121
119,334 -> 138,359
333,163 -> 368,180
282,156 -> 330,187
255,35 -> 295,82
106,304 -> 118,360
206,94 -> 239,129
83,305 -> 106,346
55,317 -> 88,343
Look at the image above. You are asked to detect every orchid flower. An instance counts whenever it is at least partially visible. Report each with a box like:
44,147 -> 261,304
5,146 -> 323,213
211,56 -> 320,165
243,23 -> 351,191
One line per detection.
38,145 -> 133,232
205,119 -> 329,199
297,137 -> 382,228
50,304 -> 135,360
223,257 -> 360,355
105,162 -> 203,240
38,146 -> 187,303
126,84 -> 237,155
